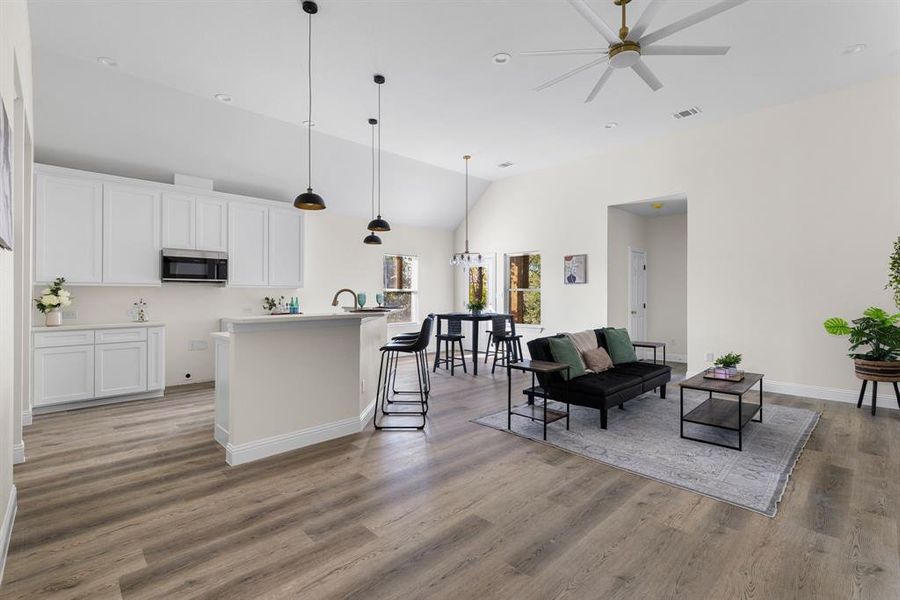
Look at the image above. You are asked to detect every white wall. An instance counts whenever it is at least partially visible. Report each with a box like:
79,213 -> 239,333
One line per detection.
646,214 -> 687,361
606,207 -> 648,330
458,76 -> 900,402
0,0 -> 33,583
39,210 -> 453,387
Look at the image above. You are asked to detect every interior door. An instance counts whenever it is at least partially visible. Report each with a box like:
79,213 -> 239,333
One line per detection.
629,248 -> 647,353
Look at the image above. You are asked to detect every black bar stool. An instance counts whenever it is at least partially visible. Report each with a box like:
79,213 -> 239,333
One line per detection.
490,314 -> 524,374
388,314 -> 434,398
374,316 -> 434,430
483,319 -> 510,364
433,317 -> 467,375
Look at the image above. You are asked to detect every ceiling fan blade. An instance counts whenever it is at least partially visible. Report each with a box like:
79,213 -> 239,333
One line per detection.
521,48 -> 609,57
568,0 -> 618,44
584,67 -> 615,103
631,59 -> 663,91
639,0 -> 750,46
642,45 -> 730,56
628,0 -> 664,40
534,56 -> 609,92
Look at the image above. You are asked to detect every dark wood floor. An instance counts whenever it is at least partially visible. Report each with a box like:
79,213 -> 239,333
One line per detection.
2,360 -> 899,599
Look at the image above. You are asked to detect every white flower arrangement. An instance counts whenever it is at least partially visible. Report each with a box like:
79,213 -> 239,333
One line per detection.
34,277 -> 72,313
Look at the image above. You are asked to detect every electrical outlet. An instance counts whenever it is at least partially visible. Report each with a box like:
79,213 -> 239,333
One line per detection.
705,352 -> 714,361
189,340 -> 208,352
361,379 -> 366,394
62,309 -> 77,321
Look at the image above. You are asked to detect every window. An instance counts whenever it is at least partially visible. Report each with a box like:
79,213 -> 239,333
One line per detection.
383,254 -> 418,324
468,266 -> 488,306
506,253 -> 541,325
463,254 -> 496,312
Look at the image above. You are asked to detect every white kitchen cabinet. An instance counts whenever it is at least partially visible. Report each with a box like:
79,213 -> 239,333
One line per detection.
34,174 -> 103,284
95,341 -> 148,398
267,207 -> 304,288
147,326 -> 166,391
161,192 -> 195,249
33,344 -> 95,407
195,197 -> 228,252
162,193 -> 227,252
228,202 -> 269,287
103,184 -> 161,285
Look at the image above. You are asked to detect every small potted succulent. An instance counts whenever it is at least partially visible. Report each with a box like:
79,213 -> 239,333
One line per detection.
823,307 -> 900,382
467,299 -> 486,315
34,277 -> 72,327
711,352 -> 743,378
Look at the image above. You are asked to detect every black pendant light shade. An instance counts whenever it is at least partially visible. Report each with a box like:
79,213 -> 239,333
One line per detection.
363,232 -> 383,245
363,118 -> 382,244
367,74 -> 391,231
294,189 -> 325,210
296,0 -> 326,211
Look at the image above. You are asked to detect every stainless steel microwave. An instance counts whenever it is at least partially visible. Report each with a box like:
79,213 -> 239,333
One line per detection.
160,249 -> 228,283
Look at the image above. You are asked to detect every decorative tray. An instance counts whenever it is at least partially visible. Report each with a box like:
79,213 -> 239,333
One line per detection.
703,367 -> 745,382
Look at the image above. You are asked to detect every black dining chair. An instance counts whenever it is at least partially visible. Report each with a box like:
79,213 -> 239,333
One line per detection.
490,314 -> 523,374
433,317 -> 467,375
374,316 -> 434,430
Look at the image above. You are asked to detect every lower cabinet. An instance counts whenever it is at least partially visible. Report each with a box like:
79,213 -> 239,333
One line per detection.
33,325 -> 165,409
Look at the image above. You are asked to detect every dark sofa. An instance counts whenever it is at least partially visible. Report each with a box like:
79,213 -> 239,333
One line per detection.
527,330 -> 671,429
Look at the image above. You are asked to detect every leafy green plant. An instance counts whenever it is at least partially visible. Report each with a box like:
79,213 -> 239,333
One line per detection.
823,307 -> 900,361
887,236 -> 900,309
34,277 -> 72,313
263,296 -> 284,312
713,352 -> 742,368
466,299 -> 486,313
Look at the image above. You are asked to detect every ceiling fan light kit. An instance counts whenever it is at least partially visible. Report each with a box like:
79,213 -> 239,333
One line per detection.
524,0 -> 748,103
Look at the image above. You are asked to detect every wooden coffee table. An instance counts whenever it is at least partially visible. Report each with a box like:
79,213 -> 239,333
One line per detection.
679,372 -> 764,451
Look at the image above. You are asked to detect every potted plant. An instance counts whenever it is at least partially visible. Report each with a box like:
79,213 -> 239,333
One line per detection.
823,307 -> 900,382
467,299 -> 486,315
34,277 -> 72,327
713,352 -> 742,377
263,296 -> 285,314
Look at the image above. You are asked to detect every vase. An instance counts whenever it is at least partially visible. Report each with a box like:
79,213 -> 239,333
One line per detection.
45,309 -> 62,327
854,358 -> 900,382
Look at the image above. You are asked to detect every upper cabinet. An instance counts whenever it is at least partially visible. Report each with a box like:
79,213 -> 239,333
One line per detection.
35,174 -> 103,284
34,165 -> 301,289
162,192 -> 227,252
103,184 -> 161,285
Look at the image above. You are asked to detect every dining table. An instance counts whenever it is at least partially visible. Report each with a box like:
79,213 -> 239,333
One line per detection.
433,312 -> 511,376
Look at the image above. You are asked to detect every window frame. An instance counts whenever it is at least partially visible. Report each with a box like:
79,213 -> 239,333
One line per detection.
382,254 -> 419,325
504,251 -> 542,327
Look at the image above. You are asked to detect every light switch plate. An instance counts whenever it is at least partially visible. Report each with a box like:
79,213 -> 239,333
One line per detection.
189,340 -> 208,351
62,309 -> 77,321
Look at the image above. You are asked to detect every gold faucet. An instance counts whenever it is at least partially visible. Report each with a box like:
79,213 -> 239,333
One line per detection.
331,288 -> 359,310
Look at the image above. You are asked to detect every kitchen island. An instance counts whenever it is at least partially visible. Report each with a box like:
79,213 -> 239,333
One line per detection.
212,312 -> 388,465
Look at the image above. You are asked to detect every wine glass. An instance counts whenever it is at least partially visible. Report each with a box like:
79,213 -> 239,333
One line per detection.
357,292 -> 367,308
376,293 -> 384,307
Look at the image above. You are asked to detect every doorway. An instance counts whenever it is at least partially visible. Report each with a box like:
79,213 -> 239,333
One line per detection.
629,247 -> 647,344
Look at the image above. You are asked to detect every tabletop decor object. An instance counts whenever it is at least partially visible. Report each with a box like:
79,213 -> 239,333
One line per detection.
132,298 -> 149,322
34,277 -> 71,327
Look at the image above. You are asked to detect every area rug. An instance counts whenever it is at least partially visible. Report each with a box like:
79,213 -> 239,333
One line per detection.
472,388 -> 819,517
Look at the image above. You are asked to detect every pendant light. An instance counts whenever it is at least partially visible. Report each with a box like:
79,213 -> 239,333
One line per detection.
293,1 -> 326,211
450,155 -> 484,267
364,118 -> 382,245
366,74 -> 391,232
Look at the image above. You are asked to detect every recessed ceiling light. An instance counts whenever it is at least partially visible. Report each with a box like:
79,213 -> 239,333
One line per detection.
498,161 -> 514,168
302,120 -> 316,127
604,121 -> 619,129
492,52 -> 511,65
214,93 -> 233,103
652,202 -> 664,209
96,57 -> 117,68
843,43 -> 867,55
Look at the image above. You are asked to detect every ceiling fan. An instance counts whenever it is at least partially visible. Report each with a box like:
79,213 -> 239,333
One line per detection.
524,0 -> 749,103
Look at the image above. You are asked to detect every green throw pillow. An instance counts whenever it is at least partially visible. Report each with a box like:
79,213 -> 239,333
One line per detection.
603,328 -> 638,364
548,336 -> 587,380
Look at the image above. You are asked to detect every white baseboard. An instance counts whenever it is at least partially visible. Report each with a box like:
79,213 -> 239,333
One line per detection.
0,485 -> 17,587
21,410 -> 31,427
226,407 -> 371,466
214,424 -> 230,447
33,388 -> 165,415
359,398 -> 377,428
12,442 -> 24,465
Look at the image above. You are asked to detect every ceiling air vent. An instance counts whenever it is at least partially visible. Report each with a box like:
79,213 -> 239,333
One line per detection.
673,106 -> 702,120
497,161 -> 514,168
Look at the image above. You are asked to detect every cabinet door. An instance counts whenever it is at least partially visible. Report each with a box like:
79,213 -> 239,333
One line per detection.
103,184 -> 162,284
228,202 -> 268,286
196,197 -> 228,252
161,192 -> 195,249
33,344 -> 95,407
34,174 -> 103,284
147,327 -> 166,391
95,342 -> 148,398
268,208 -> 304,287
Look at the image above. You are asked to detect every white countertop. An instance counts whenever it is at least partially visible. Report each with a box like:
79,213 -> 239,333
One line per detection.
33,321 -> 165,332
220,312 -> 386,325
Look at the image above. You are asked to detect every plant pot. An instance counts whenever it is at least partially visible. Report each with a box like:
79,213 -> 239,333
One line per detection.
45,309 -> 62,327
854,358 -> 900,382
